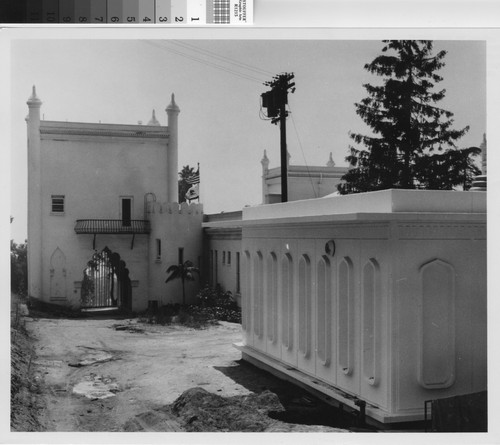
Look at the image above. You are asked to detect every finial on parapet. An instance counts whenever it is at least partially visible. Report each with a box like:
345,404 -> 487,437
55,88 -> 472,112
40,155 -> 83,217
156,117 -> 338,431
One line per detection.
27,85 -> 42,106
327,152 -> 335,167
148,109 -> 160,126
261,149 -> 269,171
166,93 -> 180,113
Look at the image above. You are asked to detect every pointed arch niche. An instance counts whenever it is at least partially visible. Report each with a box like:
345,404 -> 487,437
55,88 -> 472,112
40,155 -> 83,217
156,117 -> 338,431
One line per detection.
50,247 -> 67,301
418,259 -> 456,389
281,253 -> 294,350
362,258 -> 381,386
298,254 -> 312,358
317,255 -> 332,366
242,250 -> 252,334
253,251 -> 264,339
338,257 -> 354,375
266,252 -> 278,344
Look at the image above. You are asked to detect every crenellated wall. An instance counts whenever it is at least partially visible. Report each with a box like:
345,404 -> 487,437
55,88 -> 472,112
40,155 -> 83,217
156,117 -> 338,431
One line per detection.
147,201 -> 203,216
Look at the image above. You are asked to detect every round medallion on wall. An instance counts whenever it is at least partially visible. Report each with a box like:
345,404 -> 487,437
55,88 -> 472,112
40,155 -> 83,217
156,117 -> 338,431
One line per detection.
325,240 -> 336,257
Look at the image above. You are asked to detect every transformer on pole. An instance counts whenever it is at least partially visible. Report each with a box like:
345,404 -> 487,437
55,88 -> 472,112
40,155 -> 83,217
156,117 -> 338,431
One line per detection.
261,73 -> 296,203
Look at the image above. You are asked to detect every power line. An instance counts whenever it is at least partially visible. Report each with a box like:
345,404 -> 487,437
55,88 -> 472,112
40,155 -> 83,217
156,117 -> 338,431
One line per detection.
144,41 -> 267,85
170,40 -> 275,78
148,41 -> 265,83
289,104 -> 318,198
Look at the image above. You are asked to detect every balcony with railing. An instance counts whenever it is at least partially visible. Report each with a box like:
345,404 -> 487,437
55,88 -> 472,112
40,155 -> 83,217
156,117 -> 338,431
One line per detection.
74,219 -> 151,249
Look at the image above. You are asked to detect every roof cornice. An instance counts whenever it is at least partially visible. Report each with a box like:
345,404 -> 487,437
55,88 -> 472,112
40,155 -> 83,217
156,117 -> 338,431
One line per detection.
39,121 -> 169,139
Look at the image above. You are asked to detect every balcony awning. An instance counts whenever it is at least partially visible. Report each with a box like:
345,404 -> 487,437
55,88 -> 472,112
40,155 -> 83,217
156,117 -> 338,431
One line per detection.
75,220 -> 151,249
75,219 -> 151,234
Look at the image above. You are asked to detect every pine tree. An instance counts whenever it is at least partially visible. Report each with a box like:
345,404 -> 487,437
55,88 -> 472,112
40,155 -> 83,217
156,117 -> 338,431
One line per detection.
338,40 -> 480,194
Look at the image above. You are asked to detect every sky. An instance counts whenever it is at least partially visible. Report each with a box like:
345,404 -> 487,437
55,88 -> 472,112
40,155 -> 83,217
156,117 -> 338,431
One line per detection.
8,35 -> 486,242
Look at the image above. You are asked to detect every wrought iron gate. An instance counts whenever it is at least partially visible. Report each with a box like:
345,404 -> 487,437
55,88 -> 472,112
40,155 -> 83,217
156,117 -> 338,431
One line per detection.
81,247 -> 131,310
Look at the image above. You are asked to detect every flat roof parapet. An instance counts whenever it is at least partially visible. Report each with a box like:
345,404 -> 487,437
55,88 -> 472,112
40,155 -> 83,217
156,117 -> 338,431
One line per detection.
243,189 -> 486,221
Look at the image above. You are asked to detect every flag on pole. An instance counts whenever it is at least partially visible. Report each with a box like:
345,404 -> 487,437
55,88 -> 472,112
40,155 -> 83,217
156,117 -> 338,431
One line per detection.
185,164 -> 200,202
186,172 -> 200,185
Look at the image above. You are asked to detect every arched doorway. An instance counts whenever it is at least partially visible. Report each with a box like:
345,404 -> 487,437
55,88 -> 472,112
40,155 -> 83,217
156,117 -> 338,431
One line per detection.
80,247 -> 132,311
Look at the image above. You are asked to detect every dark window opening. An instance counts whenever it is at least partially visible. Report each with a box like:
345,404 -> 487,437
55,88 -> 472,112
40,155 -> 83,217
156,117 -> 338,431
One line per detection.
122,198 -> 131,227
51,195 -> 65,213
236,252 -> 240,293
215,250 -> 218,284
156,239 -> 161,259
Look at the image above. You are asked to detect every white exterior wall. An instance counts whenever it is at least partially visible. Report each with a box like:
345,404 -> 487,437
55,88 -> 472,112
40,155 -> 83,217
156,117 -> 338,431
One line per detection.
208,238 -> 241,299
202,212 -> 243,304
263,165 -> 348,204
240,190 -> 486,423
147,201 -> 204,306
28,113 -> 179,311
36,123 -> 169,310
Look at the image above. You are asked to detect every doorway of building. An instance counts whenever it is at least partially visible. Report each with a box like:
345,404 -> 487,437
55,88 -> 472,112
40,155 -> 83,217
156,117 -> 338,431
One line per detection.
80,247 -> 132,311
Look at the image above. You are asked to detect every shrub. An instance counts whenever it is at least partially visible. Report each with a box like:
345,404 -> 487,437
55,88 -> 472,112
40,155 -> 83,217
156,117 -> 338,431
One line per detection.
195,285 -> 241,323
11,241 -> 27,296
141,285 -> 242,328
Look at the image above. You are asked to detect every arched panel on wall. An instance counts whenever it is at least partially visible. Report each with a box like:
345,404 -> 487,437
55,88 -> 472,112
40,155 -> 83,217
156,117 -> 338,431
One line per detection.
298,255 -> 312,358
317,256 -> 332,366
267,252 -> 278,344
281,253 -> 294,350
362,258 -> 380,386
50,247 -> 67,301
242,250 -> 251,334
338,257 -> 354,375
253,251 -> 264,339
418,259 -> 456,389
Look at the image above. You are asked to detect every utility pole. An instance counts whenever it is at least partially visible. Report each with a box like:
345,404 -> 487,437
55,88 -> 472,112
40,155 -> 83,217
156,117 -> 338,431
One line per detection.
261,73 -> 295,202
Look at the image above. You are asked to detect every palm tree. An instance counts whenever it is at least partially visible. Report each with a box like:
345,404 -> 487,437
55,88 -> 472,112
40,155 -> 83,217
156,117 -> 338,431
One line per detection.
165,260 -> 199,305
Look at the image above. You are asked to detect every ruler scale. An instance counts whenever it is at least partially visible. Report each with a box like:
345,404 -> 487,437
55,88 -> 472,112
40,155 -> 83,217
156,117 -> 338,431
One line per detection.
4,0 -> 252,23
107,0 -> 122,23
74,0 -> 91,23
42,0 -> 59,23
90,0 -> 106,23
122,0 -> 138,23
27,0 -> 43,23
156,0 -> 171,23
171,0 -> 186,24
59,0 -> 75,23
187,0 -> 205,24
138,0 -> 154,23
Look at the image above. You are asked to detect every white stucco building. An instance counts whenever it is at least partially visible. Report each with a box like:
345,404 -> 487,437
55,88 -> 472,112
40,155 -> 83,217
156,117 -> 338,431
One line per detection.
26,87 -> 203,312
26,85 -> 487,426
230,189 -> 486,424
261,150 -> 348,204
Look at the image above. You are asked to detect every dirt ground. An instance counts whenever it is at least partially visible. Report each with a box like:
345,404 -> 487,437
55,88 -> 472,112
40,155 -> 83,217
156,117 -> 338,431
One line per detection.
19,313 -> 355,432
